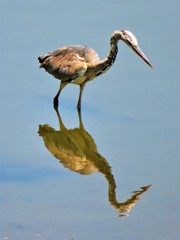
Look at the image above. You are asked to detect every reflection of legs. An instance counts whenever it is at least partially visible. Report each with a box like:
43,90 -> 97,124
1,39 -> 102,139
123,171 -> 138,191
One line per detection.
54,81 -> 67,109
77,84 -> 85,111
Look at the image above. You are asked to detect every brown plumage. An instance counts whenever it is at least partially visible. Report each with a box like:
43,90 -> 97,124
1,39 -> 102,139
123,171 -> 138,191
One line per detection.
38,30 -> 152,110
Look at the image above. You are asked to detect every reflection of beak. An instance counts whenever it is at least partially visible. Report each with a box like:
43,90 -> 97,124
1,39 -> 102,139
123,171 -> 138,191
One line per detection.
133,45 -> 153,68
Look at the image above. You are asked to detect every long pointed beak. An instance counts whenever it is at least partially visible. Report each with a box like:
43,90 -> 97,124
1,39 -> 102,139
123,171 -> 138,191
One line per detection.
133,45 -> 153,68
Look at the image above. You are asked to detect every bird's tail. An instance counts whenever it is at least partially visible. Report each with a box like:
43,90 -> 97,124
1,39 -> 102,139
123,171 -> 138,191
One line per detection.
38,53 -> 51,68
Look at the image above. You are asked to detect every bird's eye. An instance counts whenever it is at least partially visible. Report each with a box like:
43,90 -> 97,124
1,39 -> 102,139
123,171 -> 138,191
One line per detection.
122,31 -> 132,41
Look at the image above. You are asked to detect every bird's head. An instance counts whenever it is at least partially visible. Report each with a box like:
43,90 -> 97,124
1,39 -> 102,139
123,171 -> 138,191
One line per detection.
118,30 -> 153,68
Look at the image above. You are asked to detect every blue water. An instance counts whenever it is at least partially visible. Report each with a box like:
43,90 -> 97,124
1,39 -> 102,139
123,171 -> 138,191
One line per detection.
0,0 -> 179,239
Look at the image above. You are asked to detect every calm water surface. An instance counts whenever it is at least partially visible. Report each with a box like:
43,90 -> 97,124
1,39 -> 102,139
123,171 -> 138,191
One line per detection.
0,0 -> 179,239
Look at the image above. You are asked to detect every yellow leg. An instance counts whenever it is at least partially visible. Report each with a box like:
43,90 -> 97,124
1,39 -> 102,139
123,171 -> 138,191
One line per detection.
54,81 -> 67,109
77,84 -> 85,111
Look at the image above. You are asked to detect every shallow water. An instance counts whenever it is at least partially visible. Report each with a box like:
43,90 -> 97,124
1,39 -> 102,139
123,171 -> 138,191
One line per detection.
0,0 -> 179,239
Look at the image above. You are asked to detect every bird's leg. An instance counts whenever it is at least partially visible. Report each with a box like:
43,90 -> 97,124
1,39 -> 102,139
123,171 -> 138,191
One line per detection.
77,83 -> 85,111
54,81 -> 67,109
77,106 -> 85,130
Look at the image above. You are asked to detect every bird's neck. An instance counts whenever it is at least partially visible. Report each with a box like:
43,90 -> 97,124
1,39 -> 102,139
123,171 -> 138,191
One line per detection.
107,32 -> 119,65
87,32 -> 119,80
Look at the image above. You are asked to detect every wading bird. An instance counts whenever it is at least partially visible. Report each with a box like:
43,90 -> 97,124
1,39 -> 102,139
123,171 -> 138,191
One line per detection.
38,30 -> 152,110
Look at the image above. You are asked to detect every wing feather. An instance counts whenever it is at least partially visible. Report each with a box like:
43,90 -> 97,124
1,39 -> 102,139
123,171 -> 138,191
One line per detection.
39,46 -> 99,82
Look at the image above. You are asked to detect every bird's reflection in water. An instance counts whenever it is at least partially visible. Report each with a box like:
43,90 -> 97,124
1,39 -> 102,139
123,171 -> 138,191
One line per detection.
38,108 -> 151,217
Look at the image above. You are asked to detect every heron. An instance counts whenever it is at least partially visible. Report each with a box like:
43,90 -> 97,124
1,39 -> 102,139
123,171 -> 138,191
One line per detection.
38,30 -> 152,110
